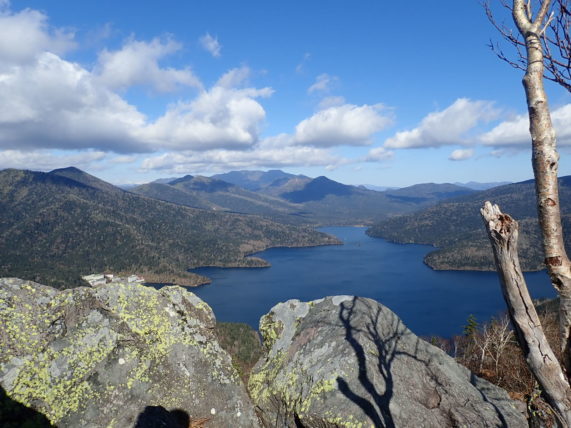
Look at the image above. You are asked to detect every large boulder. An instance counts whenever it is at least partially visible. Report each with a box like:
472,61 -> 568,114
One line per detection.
0,278 -> 259,427
248,296 -> 526,427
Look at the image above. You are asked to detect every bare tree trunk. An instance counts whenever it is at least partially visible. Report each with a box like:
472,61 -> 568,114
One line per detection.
513,0 -> 571,374
481,202 -> 571,426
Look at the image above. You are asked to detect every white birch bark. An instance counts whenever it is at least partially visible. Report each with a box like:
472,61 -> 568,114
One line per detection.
513,0 -> 571,374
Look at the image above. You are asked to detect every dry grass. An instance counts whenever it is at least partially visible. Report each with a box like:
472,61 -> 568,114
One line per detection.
452,309 -> 561,426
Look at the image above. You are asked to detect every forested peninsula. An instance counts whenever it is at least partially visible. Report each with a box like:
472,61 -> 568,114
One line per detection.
367,176 -> 571,271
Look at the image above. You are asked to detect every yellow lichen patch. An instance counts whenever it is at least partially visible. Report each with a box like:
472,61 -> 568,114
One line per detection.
248,350 -> 287,403
299,377 -> 336,413
321,413 -> 367,428
10,323 -> 116,423
2,280 -> 238,425
248,346 -> 337,421
259,313 -> 283,351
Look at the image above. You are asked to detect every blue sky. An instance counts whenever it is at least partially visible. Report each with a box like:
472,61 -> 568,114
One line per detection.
1,0 -> 570,187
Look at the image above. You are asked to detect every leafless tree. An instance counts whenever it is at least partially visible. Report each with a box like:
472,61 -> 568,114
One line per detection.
482,0 -> 571,425
484,0 -> 571,92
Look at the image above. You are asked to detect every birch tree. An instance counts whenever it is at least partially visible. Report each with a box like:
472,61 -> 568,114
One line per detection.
482,0 -> 571,424
485,0 -> 571,92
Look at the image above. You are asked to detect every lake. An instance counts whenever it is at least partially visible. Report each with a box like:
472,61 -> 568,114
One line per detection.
188,226 -> 555,338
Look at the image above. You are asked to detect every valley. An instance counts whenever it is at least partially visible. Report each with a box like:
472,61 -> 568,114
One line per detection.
3,165 -> 554,289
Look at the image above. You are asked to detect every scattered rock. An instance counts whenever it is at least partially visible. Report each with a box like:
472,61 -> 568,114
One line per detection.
0,278 -> 259,427
249,296 -> 526,427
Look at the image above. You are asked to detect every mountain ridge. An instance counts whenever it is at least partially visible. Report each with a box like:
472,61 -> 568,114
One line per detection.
136,169 -> 478,226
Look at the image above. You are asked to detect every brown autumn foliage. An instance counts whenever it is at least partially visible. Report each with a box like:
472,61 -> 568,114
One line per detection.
449,303 -> 561,424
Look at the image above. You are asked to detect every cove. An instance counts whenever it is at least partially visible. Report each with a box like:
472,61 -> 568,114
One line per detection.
189,226 -> 555,338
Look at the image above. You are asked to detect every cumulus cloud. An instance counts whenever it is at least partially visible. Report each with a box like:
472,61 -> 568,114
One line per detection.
143,79 -> 274,151
365,146 -> 394,162
216,65 -> 250,88
448,148 -> 474,161
0,52 -> 148,152
384,98 -> 498,149
199,33 -> 221,57
0,26 -> 275,154
294,104 -> 392,147
308,73 -> 337,94
0,149 -> 106,170
480,103 -> 571,147
0,3 -> 396,173
96,37 -> 202,92
0,6 -> 75,67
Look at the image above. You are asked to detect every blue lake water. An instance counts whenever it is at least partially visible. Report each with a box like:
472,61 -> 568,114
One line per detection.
189,226 -> 555,338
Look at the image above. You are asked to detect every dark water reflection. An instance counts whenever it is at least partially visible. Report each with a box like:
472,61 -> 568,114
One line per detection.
185,227 -> 554,338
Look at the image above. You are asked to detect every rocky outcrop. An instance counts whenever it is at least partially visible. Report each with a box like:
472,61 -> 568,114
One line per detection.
0,278 -> 259,427
248,296 -> 526,427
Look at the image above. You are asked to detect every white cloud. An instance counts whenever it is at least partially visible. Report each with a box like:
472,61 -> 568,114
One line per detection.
0,3 -> 399,173
0,149 -> 105,170
0,6 -> 75,67
140,138 -> 342,174
96,37 -> 202,92
449,148 -> 474,161
216,65 -> 250,88
318,96 -> 346,110
384,98 -> 498,149
199,33 -> 221,58
0,52 -> 148,152
143,71 -> 274,151
308,73 -> 337,94
365,146 -> 394,162
294,104 -> 393,147
0,27 -> 274,154
480,104 -> 571,147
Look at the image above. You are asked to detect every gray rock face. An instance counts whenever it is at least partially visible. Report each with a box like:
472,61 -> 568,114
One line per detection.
0,278 -> 259,427
249,296 -> 526,428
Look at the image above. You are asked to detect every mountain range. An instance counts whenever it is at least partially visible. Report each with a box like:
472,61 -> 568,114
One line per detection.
0,167 -> 338,289
133,170 -> 477,226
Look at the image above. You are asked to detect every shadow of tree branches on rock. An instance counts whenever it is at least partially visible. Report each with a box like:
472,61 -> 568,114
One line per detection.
336,297 -> 401,428
336,297 -> 510,428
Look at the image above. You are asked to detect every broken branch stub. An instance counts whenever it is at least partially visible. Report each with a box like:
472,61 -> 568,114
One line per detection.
481,201 -> 571,426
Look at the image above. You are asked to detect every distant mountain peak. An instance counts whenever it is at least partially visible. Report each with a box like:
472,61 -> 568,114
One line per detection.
50,166 -> 84,174
168,175 -> 194,185
281,176 -> 353,203
212,169 -> 301,191
48,166 -> 122,193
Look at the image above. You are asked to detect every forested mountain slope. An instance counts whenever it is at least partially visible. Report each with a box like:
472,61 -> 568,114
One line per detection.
132,175 -> 303,222
367,176 -> 571,271
0,168 -> 339,288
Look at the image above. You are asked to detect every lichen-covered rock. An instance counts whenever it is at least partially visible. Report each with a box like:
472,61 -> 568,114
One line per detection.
0,278 -> 259,427
249,296 -> 526,428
